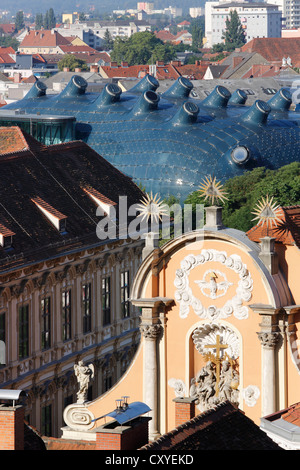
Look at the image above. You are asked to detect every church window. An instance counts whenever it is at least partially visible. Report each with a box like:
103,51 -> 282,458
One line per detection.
121,271 -> 130,318
62,290 -> 72,341
102,277 -> 111,326
82,283 -> 92,333
41,404 -> 52,437
41,297 -> 51,350
19,305 -> 29,359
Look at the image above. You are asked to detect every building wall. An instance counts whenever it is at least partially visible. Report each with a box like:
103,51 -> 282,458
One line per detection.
0,237 -> 143,438
206,2 -> 282,47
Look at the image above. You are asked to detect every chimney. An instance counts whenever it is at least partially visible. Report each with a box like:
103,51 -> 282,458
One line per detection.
121,61 -> 128,67
173,397 -> 197,427
94,398 -> 151,450
63,67 -> 70,72
0,404 -> 24,450
259,237 -> 278,275
233,56 -> 243,67
74,67 -> 81,72
110,61 -> 118,68
95,416 -> 151,450
13,73 -> 22,83
90,65 -> 99,72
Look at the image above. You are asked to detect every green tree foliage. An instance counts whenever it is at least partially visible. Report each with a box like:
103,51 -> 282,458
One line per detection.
102,29 -> 114,51
110,31 -> 176,65
184,163 -> 300,232
14,11 -> 25,31
57,54 -> 88,71
0,36 -> 19,50
35,13 -> 43,30
190,19 -> 204,51
222,10 -> 246,51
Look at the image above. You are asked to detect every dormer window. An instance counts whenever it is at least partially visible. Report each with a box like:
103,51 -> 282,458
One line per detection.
31,197 -> 67,233
0,223 -> 15,249
83,187 -> 117,219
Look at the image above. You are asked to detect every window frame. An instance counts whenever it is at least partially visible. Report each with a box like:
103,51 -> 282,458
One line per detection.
62,289 -> 72,341
102,276 -> 111,326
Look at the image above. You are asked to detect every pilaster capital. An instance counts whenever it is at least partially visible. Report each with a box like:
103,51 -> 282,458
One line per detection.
257,331 -> 280,349
139,322 -> 163,339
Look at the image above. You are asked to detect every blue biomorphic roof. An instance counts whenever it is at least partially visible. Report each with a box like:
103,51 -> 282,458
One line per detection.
3,74 -> 300,201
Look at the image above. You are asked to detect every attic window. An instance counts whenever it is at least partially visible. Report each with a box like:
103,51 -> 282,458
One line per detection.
0,223 -> 15,248
31,197 -> 67,233
83,187 -> 117,218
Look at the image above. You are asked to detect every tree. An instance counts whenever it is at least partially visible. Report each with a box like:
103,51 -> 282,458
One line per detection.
222,10 -> 246,51
57,55 -> 88,71
102,29 -> 114,51
184,163 -> 300,233
15,11 -> 25,32
35,13 -> 43,30
110,31 -> 176,65
190,20 -> 203,51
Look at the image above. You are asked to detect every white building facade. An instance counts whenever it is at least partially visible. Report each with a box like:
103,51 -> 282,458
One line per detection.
205,1 -> 282,47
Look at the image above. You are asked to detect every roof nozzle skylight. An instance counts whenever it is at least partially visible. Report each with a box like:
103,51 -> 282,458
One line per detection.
169,101 -> 199,126
131,90 -> 160,115
96,83 -> 122,106
229,89 -> 247,105
59,75 -> 87,98
267,88 -> 292,111
25,80 -> 47,99
240,99 -> 271,126
129,73 -> 159,93
201,85 -> 231,108
163,76 -> 193,98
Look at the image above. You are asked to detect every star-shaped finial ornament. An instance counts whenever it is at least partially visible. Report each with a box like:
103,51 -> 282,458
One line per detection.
251,195 -> 282,228
136,192 -> 168,223
198,175 -> 228,205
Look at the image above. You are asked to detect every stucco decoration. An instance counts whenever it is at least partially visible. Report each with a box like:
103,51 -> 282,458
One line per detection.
242,385 -> 260,407
192,323 -> 240,359
63,403 -> 95,431
168,378 -> 187,398
174,249 -> 253,320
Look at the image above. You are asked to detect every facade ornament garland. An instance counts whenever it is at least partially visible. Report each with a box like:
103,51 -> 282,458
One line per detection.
174,249 -> 253,320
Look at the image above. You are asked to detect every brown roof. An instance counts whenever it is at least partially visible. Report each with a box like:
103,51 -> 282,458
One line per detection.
246,206 -> 300,248
140,401 -> 281,450
43,437 -> 96,450
242,37 -> 300,64
20,30 -> 71,48
0,126 -> 29,154
59,45 -> 98,54
0,24 -> 15,35
0,127 -> 144,272
154,30 -> 175,42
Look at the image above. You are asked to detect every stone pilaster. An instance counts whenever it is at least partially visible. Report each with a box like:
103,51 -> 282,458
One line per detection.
132,297 -> 173,442
251,304 -> 281,417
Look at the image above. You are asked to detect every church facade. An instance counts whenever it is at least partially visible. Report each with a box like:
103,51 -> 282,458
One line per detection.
62,204 -> 300,441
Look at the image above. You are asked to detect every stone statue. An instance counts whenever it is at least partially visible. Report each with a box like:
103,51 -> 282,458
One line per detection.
218,360 -> 239,404
74,361 -> 94,404
190,359 -> 239,411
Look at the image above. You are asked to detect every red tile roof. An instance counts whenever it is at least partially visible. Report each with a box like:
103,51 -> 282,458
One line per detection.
154,30 -> 175,42
0,126 -> 30,155
246,206 -> 300,248
100,64 -> 149,78
59,44 -> 98,54
242,38 -> 300,65
20,30 -> 71,48
0,24 -> 15,35
173,63 -> 209,80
